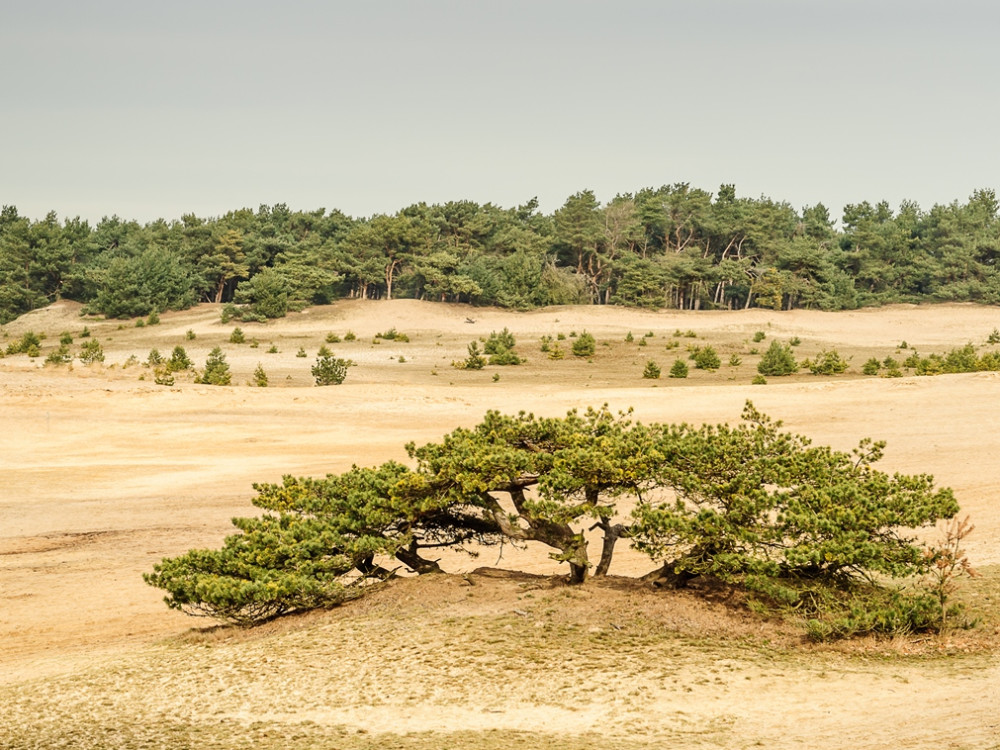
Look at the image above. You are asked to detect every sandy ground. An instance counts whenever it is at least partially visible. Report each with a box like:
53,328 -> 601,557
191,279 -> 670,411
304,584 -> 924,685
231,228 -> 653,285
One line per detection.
2,299 -> 999,748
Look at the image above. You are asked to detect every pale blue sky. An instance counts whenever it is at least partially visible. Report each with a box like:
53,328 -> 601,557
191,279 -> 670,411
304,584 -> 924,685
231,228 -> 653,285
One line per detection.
2,0 -> 998,223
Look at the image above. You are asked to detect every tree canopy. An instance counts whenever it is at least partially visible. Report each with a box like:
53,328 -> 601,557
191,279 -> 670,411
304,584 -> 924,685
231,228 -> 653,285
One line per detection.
146,403 -> 962,638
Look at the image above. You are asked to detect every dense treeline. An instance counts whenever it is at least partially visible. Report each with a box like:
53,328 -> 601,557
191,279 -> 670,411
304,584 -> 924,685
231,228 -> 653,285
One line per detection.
3,184 -> 1000,323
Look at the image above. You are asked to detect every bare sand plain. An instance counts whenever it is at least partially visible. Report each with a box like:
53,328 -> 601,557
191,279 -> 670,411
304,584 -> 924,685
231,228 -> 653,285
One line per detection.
1,299 -> 999,749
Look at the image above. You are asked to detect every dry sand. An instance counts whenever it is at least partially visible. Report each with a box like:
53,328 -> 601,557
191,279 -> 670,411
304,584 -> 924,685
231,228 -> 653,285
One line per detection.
2,300 -> 999,748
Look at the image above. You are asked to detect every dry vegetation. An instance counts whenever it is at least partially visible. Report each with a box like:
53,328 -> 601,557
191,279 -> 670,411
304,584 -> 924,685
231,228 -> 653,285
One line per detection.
2,299 -> 1000,749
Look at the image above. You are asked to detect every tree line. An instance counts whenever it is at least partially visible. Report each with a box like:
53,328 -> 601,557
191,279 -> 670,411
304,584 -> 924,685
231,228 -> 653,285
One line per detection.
3,183 -> 1000,324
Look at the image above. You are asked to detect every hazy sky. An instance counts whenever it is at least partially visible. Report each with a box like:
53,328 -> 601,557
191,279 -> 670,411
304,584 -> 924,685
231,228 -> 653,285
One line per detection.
2,0 -> 998,223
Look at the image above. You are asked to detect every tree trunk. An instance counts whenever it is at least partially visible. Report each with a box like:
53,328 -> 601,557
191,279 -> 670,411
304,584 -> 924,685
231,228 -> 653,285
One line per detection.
592,520 -> 625,577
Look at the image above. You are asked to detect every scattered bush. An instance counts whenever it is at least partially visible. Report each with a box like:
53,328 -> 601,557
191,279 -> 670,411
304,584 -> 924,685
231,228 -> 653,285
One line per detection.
692,345 -> 721,371
166,346 -> 192,372
638,337 -> 647,347
146,348 -> 163,366
571,332 -> 596,357
862,357 -> 881,375
483,328 -> 515,355
6,331 -> 41,355
147,310 -> 160,325
669,359 -> 688,378
624,332 -> 634,343
199,347 -> 232,385
229,327 -> 245,344
757,341 -> 798,376
789,336 -> 802,346
376,328 -> 409,342
153,366 -> 174,386
548,344 -> 565,360
806,349 -> 849,375
312,348 -> 352,385
752,374 -> 767,385
252,363 -> 269,387
59,331 -> 73,346
988,329 -> 1000,345
78,339 -> 105,364
326,332 -> 341,344
642,360 -> 661,379
46,345 -> 72,365
296,347 -> 308,358
728,353 -> 742,367
186,329 -> 196,340
456,341 -> 487,370
344,331 -> 357,341
753,330 -> 766,343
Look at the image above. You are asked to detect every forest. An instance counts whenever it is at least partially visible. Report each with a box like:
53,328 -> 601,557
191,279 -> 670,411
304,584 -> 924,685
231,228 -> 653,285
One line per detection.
3,183 -> 1000,324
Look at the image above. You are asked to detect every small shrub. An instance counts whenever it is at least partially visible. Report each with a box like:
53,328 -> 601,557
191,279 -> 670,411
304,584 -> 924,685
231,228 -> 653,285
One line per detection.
692,345 -> 721,371
665,340 -> 679,350
757,341 -> 798,376
135,318 -> 145,328
153,366 -> 174,386
398,355 -> 407,364
59,331 -> 73,346
638,337 -> 647,347
252,363 -> 269,387
644,331 -> 655,339
728,353 -> 742,367
313,350 -> 351,385
296,347 -> 308,358
147,348 -> 163,366
556,332 -> 566,341
882,355 -> 899,370
548,344 -> 565,360
199,347 -> 232,385
249,339 -> 259,349
456,341 -> 487,370
326,333 -> 341,344
343,331 -> 356,341
624,332 -> 634,343
862,358 -> 881,376
492,372 -> 500,382
186,329 -> 196,340
376,328 -> 409,342
903,351 -> 921,369
267,345 -> 279,353
79,339 -> 105,364
147,310 -> 160,325
899,340 -> 909,349
571,332 -> 596,357
540,335 -> 552,353
6,331 -> 41,355
80,326 -> 91,338
753,330 -> 766,343
488,349 -> 522,366
752,374 -> 767,385
166,346 -> 192,372
642,360 -> 661,379
483,328 -> 516,355
884,367 -> 904,378
229,327 -> 245,344
807,349 -> 849,375
988,329 -> 1000,345
683,330 -> 697,338
668,359 -> 688,378
46,345 -> 72,365
789,336 -> 802,346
